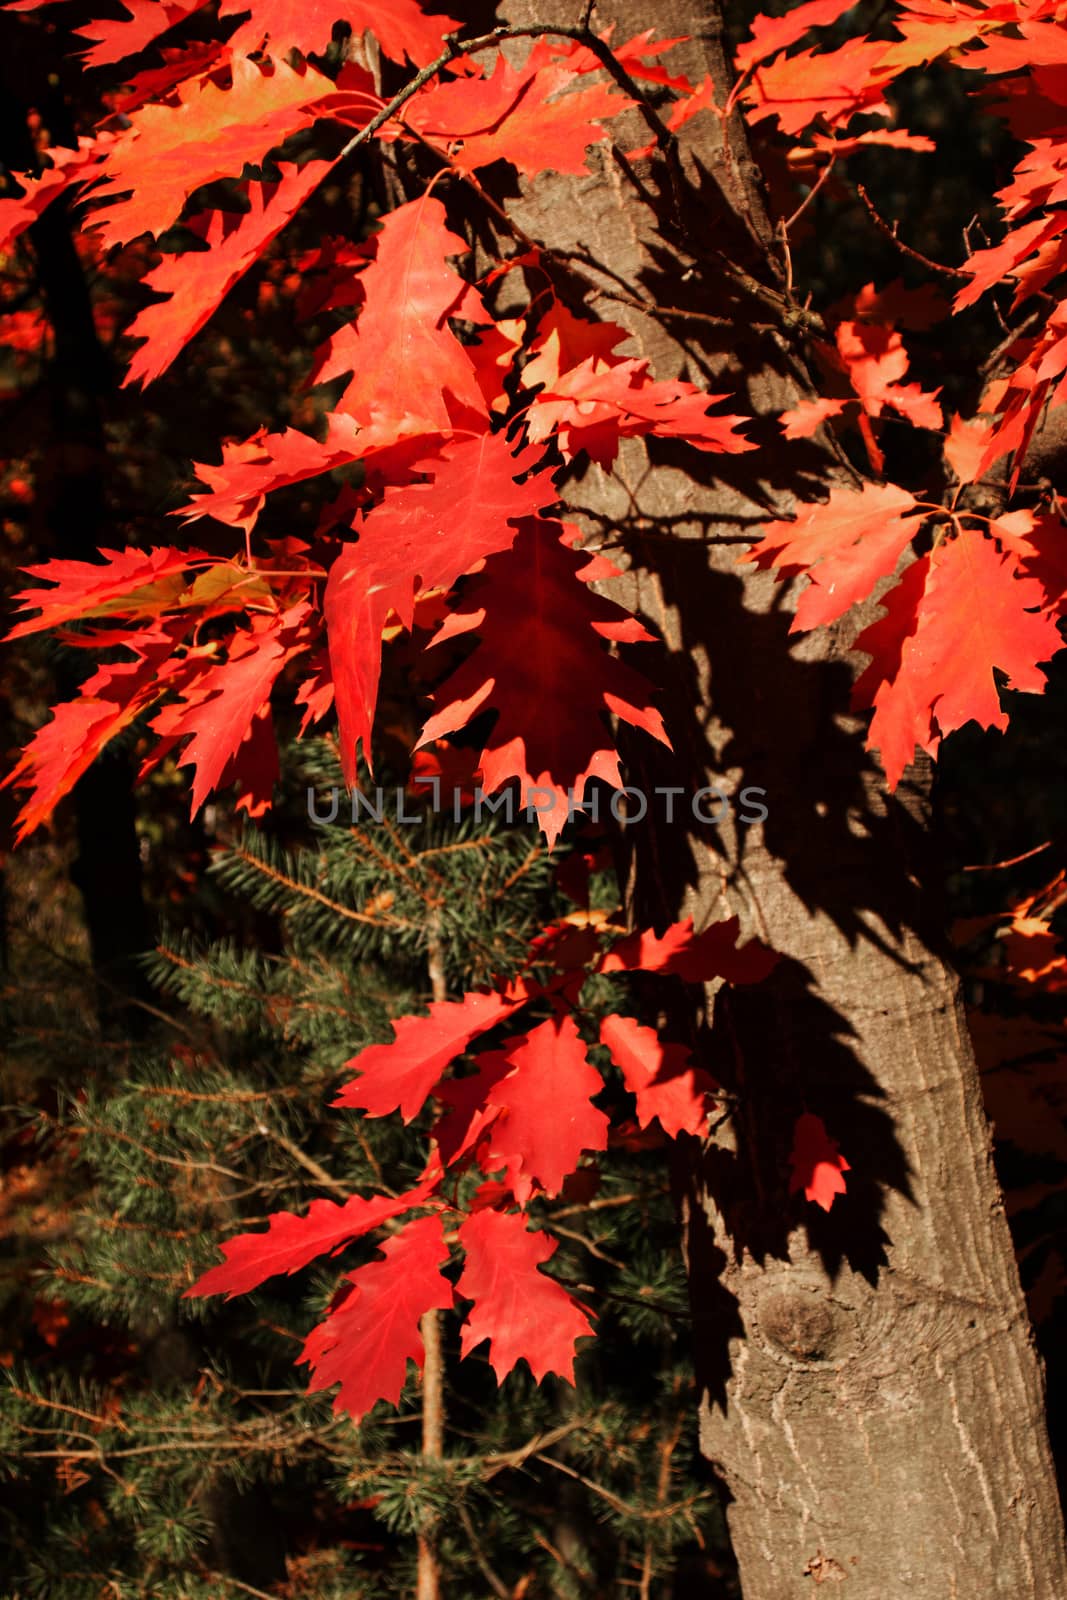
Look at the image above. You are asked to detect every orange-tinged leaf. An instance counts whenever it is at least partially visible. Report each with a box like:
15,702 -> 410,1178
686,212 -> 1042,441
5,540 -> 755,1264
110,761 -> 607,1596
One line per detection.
457,1209 -> 595,1384
314,193 -> 487,439
853,537 -> 1065,786
944,413 -> 992,485
851,553 -> 937,789
76,0 -> 206,67
180,414 -> 363,534
124,160 -> 331,387
744,38 -> 895,137
742,482 -> 923,633
734,0 -> 857,73
525,355 -> 752,467
404,47 -> 632,178
834,320 -> 943,430
86,54 -> 332,246
911,534 -> 1064,740
779,397 -> 847,438
220,0 -> 461,66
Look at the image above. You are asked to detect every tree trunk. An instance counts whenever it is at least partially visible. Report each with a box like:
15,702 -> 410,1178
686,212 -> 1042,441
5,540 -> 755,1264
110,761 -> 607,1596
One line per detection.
0,30 -> 151,1022
484,2 -> 1067,1594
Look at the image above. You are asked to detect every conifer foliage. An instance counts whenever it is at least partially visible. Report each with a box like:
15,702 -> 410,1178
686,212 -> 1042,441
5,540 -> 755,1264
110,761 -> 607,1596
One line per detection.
1,754 -> 725,1596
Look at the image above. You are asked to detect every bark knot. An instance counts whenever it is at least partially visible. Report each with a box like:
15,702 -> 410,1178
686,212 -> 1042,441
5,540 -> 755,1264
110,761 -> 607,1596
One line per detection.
759,1290 -> 836,1362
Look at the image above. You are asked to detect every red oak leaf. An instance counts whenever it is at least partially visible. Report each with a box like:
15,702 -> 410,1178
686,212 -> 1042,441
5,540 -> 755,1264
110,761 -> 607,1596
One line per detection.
184,1179 -> 437,1299
431,1051 -> 515,1170
218,701 -> 278,818
221,0 -> 461,66
76,0 -> 207,67
403,45 -> 632,178
333,988 -> 527,1122
179,414 -> 363,534
3,630 -> 181,842
808,127 -> 935,157
834,321 -> 942,430
909,533 -> 1064,740
600,915 -> 778,985
324,434 -> 554,781
851,553 -> 937,789
944,413 -> 992,485
744,38 -> 895,137
789,1112 -> 850,1211
312,193 -> 488,441
735,0 -> 858,73
0,148 -> 97,252
7,546 -> 201,640
853,536 -> 1064,786
124,160 -> 331,386
417,521 -> 671,846
779,397 -> 847,438
525,355 -> 752,467
991,510 -> 1067,613
743,482 -> 923,632
86,54 -> 333,247
457,1209 -> 595,1384
599,1015 -> 717,1139
521,298 -> 630,392
145,602 -> 310,815
481,1015 -> 610,1202
299,1216 -> 454,1420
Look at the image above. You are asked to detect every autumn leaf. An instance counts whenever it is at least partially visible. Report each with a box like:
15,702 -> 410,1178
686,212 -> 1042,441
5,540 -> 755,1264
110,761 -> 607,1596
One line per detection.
402,43 -> 632,178
75,0 -> 207,67
734,0 -> 857,73
417,521 -> 671,846
480,1015 -> 610,1202
600,915 -> 778,985
179,415 -> 363,534
124,160 -> 331,386
299,1216 -> 454,1420
524,354 -> 752,467
908,534 -> 1064,741
457,1209 -> 595,1384
324,434 -> 554,782
7,546 -> 201,640
599,1014 -> 717,1139
743,38 -> 896,137
312,193 -> 488,441
85,54 -> 333,246
184,1180 -> 438,1299
145,602 -> 311,815
333,988 -> 527,1123
3,632 -> 180,842
850,553 -> 937,789
743,482 -> 924,633
789,1112 -> 849,1211
220,0 -> 461,67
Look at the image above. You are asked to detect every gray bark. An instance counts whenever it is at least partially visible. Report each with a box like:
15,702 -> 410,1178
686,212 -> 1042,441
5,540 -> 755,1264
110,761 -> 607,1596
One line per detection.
482,2 -> 1067,1594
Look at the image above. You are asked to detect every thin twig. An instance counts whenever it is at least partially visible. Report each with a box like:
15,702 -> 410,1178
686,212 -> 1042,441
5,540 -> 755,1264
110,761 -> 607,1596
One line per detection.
855,184 -> 969,279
